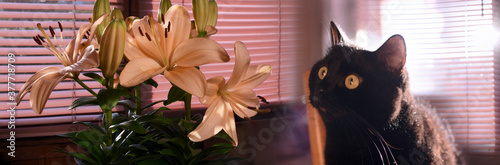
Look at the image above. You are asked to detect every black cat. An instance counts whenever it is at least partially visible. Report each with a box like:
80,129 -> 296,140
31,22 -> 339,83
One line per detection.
308,22 -> 459,165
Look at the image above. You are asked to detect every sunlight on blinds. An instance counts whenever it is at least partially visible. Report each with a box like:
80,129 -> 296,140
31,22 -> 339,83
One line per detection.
371,0 -> 497,154
0,0 -> 125,138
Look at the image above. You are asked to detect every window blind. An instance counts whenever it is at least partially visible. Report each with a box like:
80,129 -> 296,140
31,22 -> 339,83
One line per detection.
0,0 -> 302,138
137,0 -> 301,110
0,0 -> 125,138
355,0 -> 498,162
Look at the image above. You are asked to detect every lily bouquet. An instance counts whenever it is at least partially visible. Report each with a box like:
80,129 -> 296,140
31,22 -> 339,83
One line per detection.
15,0 -> 271,164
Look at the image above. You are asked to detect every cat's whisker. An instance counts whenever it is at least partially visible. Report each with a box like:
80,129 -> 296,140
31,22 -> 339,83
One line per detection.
349,110 -> 398,165
371,138 -> 386,165
349,115 -> 376,164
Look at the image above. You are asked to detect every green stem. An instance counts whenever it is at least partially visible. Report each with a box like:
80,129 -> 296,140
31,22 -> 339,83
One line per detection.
104,110 -> 113,146
107,76 -> 114,89
74,77 -> 97,96
184,94 -> 192,121
135,85 -> 142,115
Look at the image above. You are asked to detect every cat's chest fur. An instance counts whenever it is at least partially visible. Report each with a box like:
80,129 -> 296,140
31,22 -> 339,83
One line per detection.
308,22 -> 459,165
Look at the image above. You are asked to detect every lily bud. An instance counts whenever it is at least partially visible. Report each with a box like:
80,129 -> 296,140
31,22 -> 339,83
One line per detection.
111,7 -> 124,20
193,0 -> 208,36
93,0 -> 111,43
207,0 -> 218,27
157,0 -> 172,23
99,19 -> 126,81
125,16 -> 138,31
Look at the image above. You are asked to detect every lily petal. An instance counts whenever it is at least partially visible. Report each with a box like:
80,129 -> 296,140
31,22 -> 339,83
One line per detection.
164,5 -> 191,60
231,103 -> 258,119
234,65 -> 272,90
205,25 -> 218,37
86,13 -> 109,44
63,38 -> 76,66
188,98 -> 225,142
30,71 -> 68,114
171,38 -> 229,67
228,88 -> 259,118
119,57 -> 165,87
61,45 -> 99,74
73,23 -> 92,63
164,67 -> 206,98
124,33 -> 149,60
225,41 -> 250,89
222,101 -> 238,146
74,14 -> 108,62
200,76 -> 225,105
130,17 -> 164,62
15,67 -> 61,105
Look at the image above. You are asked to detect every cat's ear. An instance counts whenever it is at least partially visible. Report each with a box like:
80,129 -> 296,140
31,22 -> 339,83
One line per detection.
330,21 -> 344,46
375,35 -> 406,73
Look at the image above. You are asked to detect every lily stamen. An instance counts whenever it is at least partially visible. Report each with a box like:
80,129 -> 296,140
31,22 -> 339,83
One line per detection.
37,34 -> 45,43
167,21 -> 171,32
257,95 -> 269,104
164,28 -> 168,38
33,36 -> 42,45
49,26 -> 56,37
138,27 -> 144,36
58,22 -> 63,32
36,23 -> 63,58
247,107 -> 271,113
145,33 -> 152,41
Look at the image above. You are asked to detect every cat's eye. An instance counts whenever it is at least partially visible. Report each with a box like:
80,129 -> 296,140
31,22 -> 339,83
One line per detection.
345,74 -> 360,89
318,66 -> 328,80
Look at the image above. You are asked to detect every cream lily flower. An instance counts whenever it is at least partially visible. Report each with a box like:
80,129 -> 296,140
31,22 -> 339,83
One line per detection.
188,41 -> 272,146
15,15 -> 107,114
119,5 -> 229,98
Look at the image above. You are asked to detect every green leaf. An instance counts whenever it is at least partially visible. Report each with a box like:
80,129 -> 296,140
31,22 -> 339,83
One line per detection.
129,144 -> 148,151
111,120 -> 147,134
118,100 -> 136,110
159,149 -> 177,157
69,97 -> 98,110
130,154 -> 164,163
73,121 -> 106,134
192,114 -> 203,123
142,100 -> 164,110
56,132 -> 78,138
142,78 -> 158,88
138,159 -> 168,165
74,130 -> 104,142
117,88 -> 141,101
158,107 -> 170,111
164,84 -> 187,105
76,140 -> 91,148
180,119 -> 197,131
97,89 -> 121,112
56,148 -> 98,165
191,143 -> 234,163
83,72 -> 105,86
135,114 -> 158,123
213,130 -> 234,143
111,113 -> 129,125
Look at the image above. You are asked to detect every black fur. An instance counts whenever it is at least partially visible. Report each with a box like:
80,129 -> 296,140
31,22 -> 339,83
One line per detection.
307,22 -> 459,165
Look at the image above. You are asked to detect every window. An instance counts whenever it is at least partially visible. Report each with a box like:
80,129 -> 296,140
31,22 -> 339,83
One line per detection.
0,0 -> 125,138
353,0 -> 499,162
0,0 -> 302,138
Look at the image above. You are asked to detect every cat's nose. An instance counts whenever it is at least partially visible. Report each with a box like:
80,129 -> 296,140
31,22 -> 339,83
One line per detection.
318,88 -> 324,95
